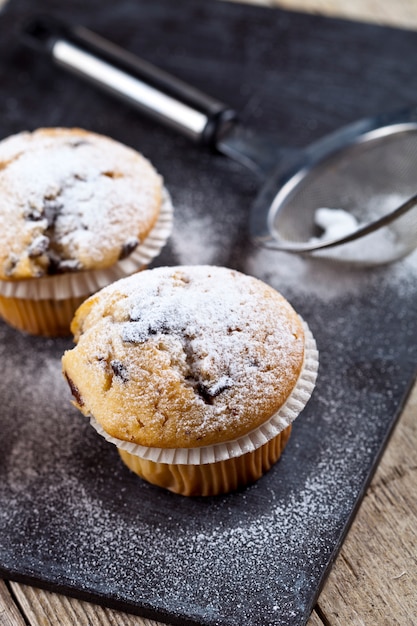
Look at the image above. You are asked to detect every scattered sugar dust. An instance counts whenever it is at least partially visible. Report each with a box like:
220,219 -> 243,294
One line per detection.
169,199 -> 237,266
1,188 -> 416,625
245,245 -> 417,302
168,193 -> 417,302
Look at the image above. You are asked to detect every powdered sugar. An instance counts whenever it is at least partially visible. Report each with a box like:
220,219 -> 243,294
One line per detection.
246,245 -> 417,301
303,194 -> 417,265
170,201 -> 232,265
310,207 -> 359,241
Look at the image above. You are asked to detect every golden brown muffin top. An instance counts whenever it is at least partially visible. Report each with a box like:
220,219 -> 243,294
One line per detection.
0,128 -> 162,280
62,266 -> 305,449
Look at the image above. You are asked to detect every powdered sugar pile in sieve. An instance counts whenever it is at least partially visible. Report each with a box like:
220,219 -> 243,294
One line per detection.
309,207 -> 360,242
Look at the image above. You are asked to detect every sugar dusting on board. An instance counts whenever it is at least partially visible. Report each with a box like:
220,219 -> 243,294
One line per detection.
170,199 -> 235,266
1,187 -> 416,625
0,339 -> 362,623
171,192 -> 417,301
247,245 -> 417,301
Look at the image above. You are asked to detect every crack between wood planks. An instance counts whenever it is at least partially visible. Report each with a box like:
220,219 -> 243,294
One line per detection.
340,553 -> 359,579
314,603 -> 333,626
4,582 -> 31,626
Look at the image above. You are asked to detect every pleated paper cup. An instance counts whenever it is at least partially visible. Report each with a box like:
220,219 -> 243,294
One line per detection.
0,190 -> 173,337
90,321 -> 319,497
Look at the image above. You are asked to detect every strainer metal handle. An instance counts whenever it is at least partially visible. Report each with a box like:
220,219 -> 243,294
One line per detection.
21,14 -> 237,146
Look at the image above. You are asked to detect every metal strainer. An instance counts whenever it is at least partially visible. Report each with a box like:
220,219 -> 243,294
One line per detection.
22,15 -> 417,266
250,119 -> 417,264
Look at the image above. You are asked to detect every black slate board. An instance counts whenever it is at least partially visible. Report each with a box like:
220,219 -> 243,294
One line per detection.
0,1 -> 416,625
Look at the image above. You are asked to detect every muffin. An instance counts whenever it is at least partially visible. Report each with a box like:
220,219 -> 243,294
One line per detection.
0,127 -> 172,336
62,265 -> 318,496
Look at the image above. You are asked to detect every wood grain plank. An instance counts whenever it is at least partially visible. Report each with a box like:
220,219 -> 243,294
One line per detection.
0,580 -> 26,626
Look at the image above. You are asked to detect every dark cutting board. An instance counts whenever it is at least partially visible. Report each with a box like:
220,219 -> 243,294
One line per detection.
0,1 -> 416,625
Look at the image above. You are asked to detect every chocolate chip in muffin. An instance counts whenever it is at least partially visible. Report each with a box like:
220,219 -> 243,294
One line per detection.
148,319 -> 172,336
73,172 -> 88,182
56,259 -> 83,273
46,252 -> 82,275
24,207 -> 44,221
69,140 -> 90,148
196,377 -> 233,405
4,254 -> 19,276
119,237 -> 140,260
110,359 -> 129,383
43,198 -> 63,228
27,235 -> 50,258
64,373 -> 84,407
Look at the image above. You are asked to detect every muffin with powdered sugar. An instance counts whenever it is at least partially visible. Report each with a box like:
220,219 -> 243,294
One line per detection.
0,127 -> 172,336
62,265 -> 318,496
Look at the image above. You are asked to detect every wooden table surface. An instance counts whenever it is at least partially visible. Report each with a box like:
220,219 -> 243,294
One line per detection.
0,0 -> 416,625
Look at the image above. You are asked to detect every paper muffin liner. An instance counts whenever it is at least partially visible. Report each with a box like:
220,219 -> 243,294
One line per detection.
0,188 -> 173,301
117,426 -> 292,496
90,320 -> 319,466
0,293 -> 89,337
